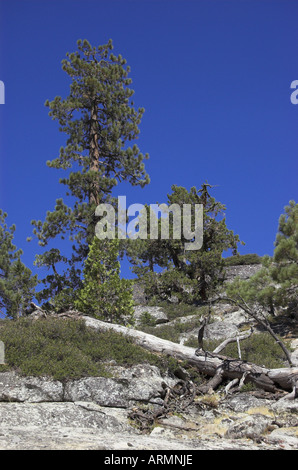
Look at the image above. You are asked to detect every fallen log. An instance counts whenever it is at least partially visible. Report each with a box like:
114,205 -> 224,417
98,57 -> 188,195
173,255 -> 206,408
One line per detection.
82,315 -> 298,393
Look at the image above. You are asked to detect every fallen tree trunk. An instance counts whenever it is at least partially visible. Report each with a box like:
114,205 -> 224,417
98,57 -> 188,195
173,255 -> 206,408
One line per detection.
82,316 -> 298,393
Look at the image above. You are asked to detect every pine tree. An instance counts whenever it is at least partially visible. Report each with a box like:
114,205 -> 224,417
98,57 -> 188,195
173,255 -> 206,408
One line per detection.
75,237 -> 134,324
30,39 -> 149,307
164,183 -> 242,302
126,183 -> 242,303
123,204 -> 170,276
271,200 -> 298,316
34,249 -> 82,312
226,200 -> 298,319
0,210 -> 37,318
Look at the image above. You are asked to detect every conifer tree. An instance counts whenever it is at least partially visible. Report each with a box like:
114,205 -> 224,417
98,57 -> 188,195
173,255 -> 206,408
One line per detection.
226,200 -> 298,319
0,210 -> 37,318
163,183 -> 241,301
126,183 -> 242,303
123,204 -> 170,277
271,200 -> 298,315
34,248 -> 82,312
75,237 -> 134,324
30,39 -> 149,307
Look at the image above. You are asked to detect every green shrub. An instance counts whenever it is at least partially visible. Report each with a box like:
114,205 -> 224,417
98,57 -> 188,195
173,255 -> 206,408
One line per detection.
75,238 -> 134,325
223,332 -> 287,368
185,332 -> 287,368
223,253 -> 262,266
0,317 -> 177,380
140,316 -> 203,343
139,311 -> 157,327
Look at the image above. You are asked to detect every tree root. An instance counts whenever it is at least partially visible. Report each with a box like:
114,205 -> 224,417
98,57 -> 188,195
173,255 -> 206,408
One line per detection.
128,380 -> 197,433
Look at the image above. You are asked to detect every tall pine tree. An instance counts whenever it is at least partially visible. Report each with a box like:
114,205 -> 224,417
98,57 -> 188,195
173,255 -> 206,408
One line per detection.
31,39 -> 149,307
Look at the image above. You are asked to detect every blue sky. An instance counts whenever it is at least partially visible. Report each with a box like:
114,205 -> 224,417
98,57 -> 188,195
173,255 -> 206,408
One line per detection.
0,0 -> 297,281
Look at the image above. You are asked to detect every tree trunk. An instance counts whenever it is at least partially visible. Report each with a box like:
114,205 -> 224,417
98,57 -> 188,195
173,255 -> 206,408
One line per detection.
197,307 -> 211,350
89,100 -> 100,207
82,315 -> 298,393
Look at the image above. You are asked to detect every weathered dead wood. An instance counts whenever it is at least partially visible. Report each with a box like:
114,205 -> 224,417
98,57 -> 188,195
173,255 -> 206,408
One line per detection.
224,371 -> 250,396
82,315 -> 298,393
224,378 -> 239,395
199,366 -> 224,394
197,305 -> 211,350
213,328 -> 253,354
277,379 -> 298,402
128,380 -> 196,432
197,317 -> 208,350
239,371 -> 249,389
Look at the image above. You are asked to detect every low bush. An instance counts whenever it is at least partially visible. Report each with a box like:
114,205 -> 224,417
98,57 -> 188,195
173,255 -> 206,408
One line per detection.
140,316 -> 203,343
185,332 -> 287,368
0,317 -> 177,380
223,253 -> 262,266
223,332 -> 288,368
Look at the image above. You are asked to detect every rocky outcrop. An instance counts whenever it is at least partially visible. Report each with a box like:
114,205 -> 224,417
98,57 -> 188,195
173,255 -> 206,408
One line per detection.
131,264 -> 264,305
0,331 -> 297,450
0,368 -> 297,450
224,264 -> 263,282
0,364 -> 176,407
0,347 -> 297,450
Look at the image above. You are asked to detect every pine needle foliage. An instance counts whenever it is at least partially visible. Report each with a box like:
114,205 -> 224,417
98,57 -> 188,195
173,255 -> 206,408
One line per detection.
0,210 -> 37,318
30,39 -> 149,309
75,237 -> 134,324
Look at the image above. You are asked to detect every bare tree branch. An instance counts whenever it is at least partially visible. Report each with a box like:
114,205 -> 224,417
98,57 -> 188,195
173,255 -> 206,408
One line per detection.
213,327 -> 253,354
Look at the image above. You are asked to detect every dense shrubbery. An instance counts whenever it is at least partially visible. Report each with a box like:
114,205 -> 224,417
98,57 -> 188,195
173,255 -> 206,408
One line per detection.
140,317 -> 201,343
0,317 -> 177,380
74,238 -> 134,324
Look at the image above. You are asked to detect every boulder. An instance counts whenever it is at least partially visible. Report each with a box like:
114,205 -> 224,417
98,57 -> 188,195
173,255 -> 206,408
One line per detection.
0,364 -> 176,408
224,393 -> 273,413
266,427 -> 298,450
0,371 -> 64,402
64,364 -> 172,407
225,414 -> 272,440
224,264 -> 263,283
0,402 -> 130,433
205,321 -> 239,340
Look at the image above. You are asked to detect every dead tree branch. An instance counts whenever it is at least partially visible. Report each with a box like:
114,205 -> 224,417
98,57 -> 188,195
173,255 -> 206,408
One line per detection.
212,327 -> 253,354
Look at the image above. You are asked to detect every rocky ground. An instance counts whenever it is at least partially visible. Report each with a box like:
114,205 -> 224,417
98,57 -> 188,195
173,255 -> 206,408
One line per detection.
0,364 -> 297,450
0,264 -> 297,451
